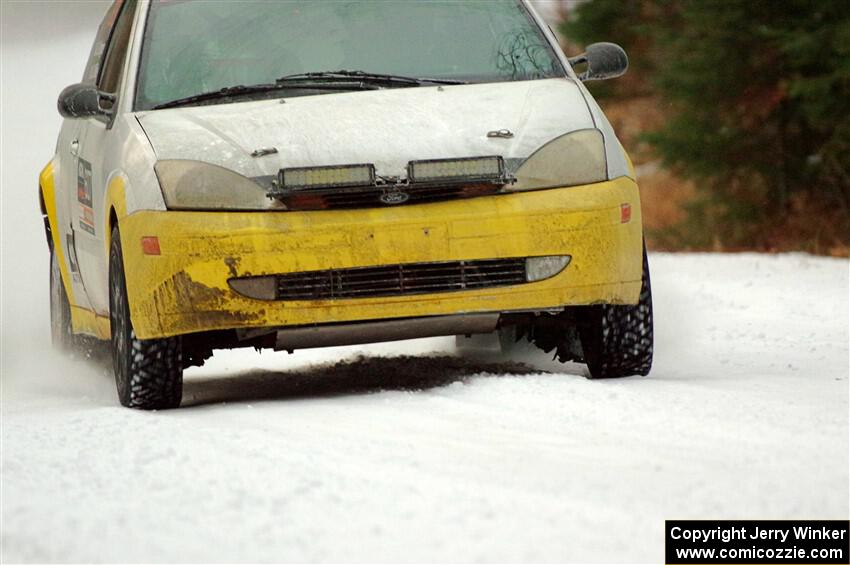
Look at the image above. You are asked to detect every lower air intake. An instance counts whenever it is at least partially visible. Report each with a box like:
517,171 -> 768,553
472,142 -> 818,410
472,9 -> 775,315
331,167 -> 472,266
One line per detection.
264,259 -> 528,301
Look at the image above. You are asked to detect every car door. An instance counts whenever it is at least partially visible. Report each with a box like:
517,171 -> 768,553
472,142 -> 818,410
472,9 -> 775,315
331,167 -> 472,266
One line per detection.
56,113 -> 94,311
74,0 -> 136,314
57,0 -> 123,313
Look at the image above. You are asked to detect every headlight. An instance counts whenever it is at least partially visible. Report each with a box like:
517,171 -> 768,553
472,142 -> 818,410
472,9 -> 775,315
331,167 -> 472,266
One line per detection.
154,160 -> 280,210
507,129 -> 607,192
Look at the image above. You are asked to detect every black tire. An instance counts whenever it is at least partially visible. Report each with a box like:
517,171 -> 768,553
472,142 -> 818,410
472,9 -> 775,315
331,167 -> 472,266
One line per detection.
49,246 -> 75,351
578,245 -> 654,378
109,226 -> 183,409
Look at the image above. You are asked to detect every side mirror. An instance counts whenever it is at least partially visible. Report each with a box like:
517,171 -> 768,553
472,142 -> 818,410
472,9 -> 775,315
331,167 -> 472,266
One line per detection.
57,83 -> 114,118
569,42 -> 629,81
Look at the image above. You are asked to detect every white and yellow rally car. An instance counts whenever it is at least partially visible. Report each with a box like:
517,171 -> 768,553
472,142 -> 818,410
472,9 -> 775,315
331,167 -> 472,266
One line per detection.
41,0 -> 653,409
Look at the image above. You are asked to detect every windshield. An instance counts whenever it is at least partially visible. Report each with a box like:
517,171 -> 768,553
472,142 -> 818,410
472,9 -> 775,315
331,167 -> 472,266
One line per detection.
135,0 -> 563,111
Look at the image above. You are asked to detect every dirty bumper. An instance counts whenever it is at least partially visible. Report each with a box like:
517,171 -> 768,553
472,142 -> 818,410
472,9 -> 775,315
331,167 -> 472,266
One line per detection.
119,177 -> 643,340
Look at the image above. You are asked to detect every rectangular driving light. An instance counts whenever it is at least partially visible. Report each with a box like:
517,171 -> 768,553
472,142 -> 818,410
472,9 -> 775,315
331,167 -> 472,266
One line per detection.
279,163 -> 376,191
408,156 -> 506,184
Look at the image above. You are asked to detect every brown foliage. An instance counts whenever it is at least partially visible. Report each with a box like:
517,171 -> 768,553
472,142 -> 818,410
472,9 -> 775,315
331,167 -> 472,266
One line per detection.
597,95 -> 849,256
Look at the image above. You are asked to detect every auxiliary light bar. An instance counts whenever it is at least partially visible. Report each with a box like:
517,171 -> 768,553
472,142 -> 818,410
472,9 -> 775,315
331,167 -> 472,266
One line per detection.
276,155 -> 510,195
279,163 -> 376,191
407,156 -> 507,184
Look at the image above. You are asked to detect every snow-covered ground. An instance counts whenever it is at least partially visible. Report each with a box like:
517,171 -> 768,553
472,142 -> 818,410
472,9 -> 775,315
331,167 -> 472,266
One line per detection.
2,3 -> 848,563
1,254 -> 848,563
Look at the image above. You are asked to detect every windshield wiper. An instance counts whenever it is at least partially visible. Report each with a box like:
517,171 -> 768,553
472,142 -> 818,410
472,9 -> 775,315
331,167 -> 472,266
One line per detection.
276,70 -> 468,87
151,70 -> 467,110
151,80 -> 377,110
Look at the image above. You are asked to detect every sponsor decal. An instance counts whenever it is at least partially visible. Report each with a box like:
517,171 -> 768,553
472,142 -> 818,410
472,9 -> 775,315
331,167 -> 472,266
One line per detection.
77,158 -> 95,235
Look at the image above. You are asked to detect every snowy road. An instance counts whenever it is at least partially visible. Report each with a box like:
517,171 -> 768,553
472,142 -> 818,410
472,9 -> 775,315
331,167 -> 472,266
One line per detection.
2,253 -> 848,563
1,3 -> 848,563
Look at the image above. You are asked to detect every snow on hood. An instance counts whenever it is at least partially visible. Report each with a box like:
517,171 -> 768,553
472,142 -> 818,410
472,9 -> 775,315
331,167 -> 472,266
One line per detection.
136,78 -> 594,180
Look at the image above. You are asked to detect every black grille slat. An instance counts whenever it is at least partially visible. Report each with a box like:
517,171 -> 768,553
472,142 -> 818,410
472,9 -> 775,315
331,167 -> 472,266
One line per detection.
271,258 -> 527,300
331,284 -> 465,297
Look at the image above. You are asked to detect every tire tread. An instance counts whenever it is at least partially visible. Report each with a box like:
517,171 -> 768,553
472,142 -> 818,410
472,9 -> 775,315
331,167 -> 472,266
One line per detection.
110,226 -> 182,409
579,246 -> 654,378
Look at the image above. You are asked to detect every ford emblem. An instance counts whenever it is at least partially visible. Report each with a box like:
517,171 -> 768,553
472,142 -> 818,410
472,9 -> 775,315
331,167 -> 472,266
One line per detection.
379,191 -> 410,205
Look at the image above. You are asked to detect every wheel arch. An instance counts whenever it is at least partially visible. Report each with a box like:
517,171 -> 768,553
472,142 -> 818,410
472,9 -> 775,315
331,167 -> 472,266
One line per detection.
103,174 -> 129,260
108,207 -> 119,240
38,160 -> 59,253
39,187 -> 52,251
39,159 -> 75,304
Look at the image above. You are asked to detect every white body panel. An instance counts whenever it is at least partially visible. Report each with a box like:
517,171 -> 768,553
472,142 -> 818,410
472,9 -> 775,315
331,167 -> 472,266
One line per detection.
137,78 -> 596,180
55,119 -> 94,309
75,113 -> 160,313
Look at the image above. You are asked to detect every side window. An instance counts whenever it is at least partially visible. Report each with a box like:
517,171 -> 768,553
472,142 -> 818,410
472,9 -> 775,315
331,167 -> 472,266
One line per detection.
82,1 -> 123,84
97,0 -> 137,98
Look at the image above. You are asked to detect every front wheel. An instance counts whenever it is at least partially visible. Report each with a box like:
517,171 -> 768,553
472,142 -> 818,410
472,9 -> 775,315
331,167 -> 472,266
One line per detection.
109,226 -> 183,409
577,245 -> 654,378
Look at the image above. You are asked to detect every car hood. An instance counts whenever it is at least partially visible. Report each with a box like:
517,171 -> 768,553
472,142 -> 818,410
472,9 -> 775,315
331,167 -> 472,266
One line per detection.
136,78 -> 595,181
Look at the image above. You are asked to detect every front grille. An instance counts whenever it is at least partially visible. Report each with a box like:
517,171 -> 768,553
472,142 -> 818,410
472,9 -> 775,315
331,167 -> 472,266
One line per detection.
282,183 -> 500,211
275,258 -> 528,300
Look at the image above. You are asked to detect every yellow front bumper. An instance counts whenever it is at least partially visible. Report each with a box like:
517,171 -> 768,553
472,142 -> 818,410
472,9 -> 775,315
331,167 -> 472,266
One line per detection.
120,176 -> 643,339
